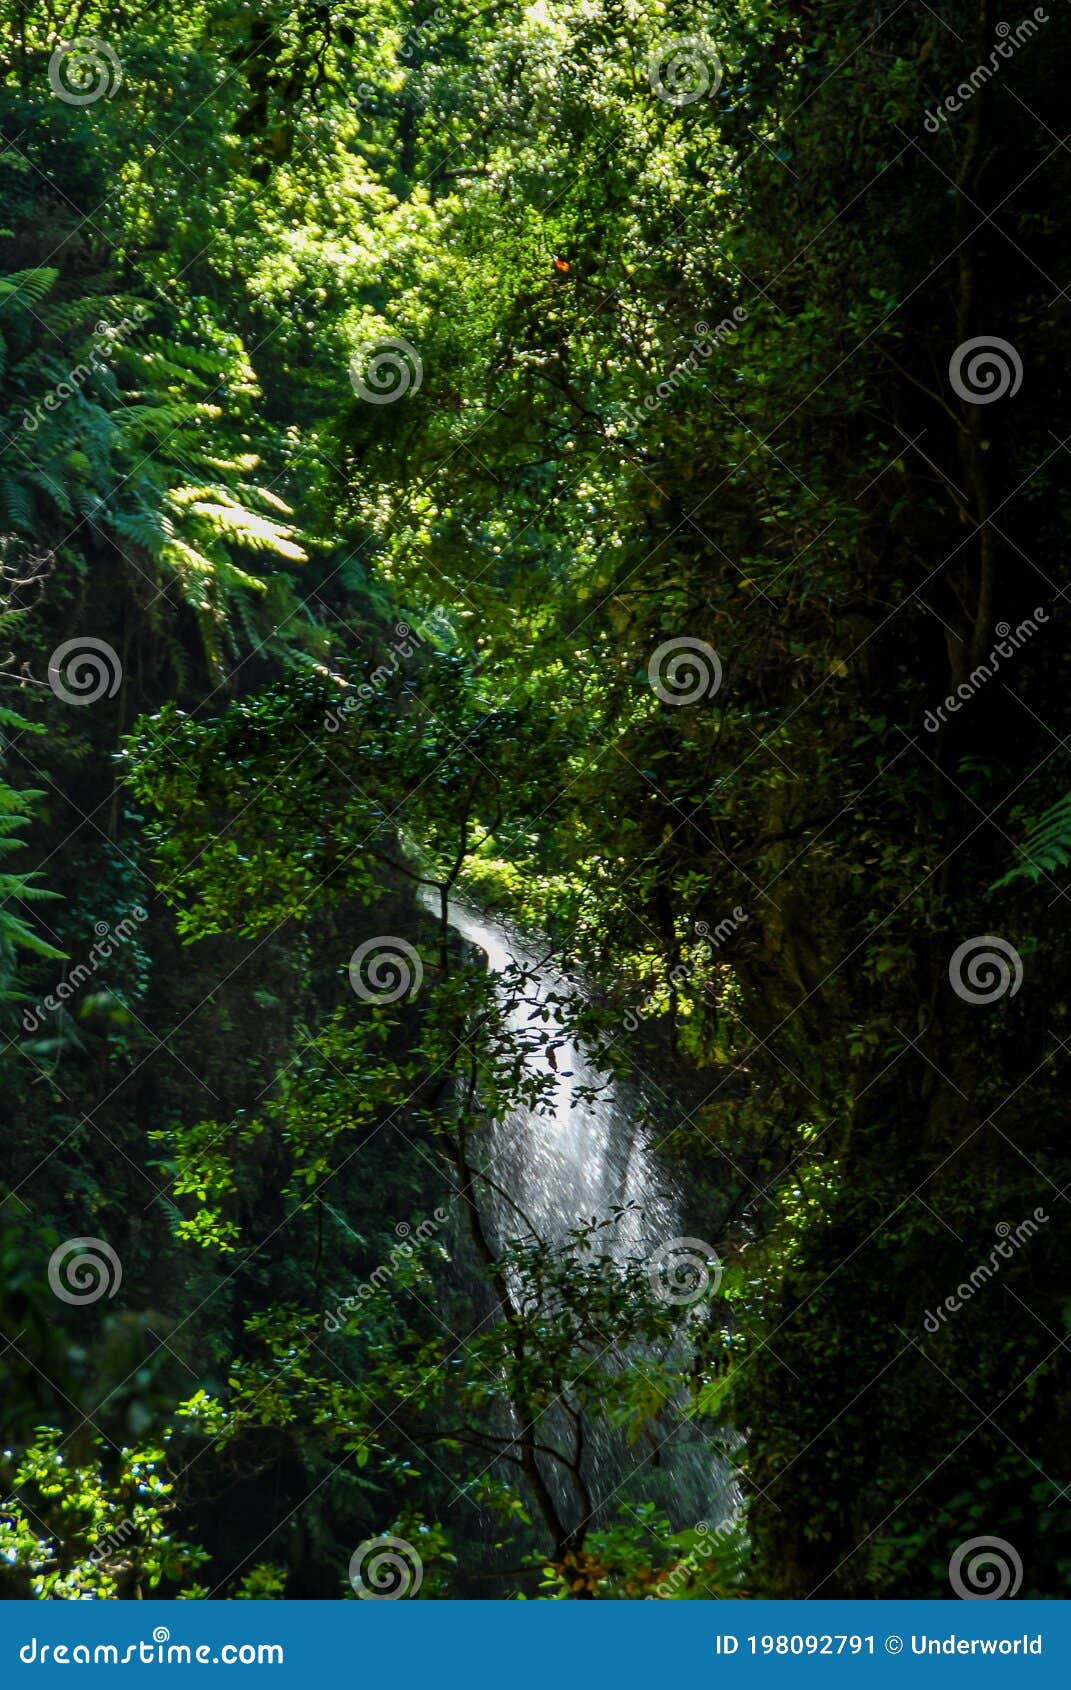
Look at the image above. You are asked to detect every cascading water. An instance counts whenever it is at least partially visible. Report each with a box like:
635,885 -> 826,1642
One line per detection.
427,892 -> 738,1534
437,899 -> 676,1251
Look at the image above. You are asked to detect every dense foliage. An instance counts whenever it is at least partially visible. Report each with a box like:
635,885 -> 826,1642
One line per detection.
1,0 -> 1068,1599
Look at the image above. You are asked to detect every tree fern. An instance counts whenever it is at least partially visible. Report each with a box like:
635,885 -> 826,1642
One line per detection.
1,268 -> 311,674
0,711 -> 63,1000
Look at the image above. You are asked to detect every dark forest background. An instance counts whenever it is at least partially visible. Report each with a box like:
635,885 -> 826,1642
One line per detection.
1,0 -> 1069,1599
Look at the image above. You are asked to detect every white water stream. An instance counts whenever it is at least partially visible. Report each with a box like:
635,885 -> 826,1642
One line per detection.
428,893 -> 737,1531
439,898 -> 677,1251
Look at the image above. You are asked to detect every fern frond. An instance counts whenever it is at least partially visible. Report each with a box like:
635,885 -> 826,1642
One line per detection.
0,267 -> 59,307
992,791 -> 1071,890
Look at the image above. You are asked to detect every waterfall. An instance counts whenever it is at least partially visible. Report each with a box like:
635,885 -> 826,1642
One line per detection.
425,892 -> 738,1535
436,897 -> 676,1250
